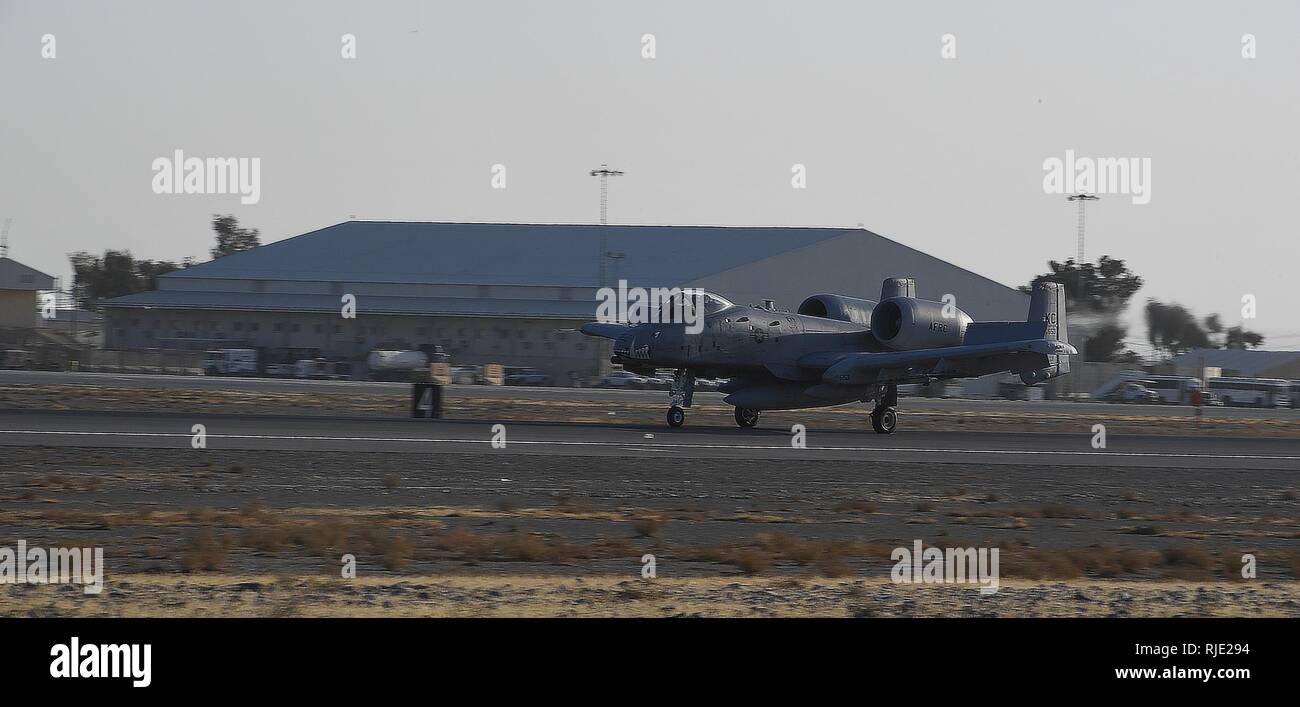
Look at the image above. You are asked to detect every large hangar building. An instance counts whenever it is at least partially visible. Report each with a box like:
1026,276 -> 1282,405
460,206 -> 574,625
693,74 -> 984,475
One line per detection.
100,221 -> 1030,379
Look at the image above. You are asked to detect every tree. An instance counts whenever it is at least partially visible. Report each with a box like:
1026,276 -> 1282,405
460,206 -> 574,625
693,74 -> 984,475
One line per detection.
1223,326 -> 1265,350
1143,301 -> 1266,358
211,214 -> 260,259
1083,323 -> 1130,362
68,250 -> 180,309
1144,300 -> 1211,358
1022,256 -> 1143,314
1203,314 -> 1222,336
1023,256 -> 1144,362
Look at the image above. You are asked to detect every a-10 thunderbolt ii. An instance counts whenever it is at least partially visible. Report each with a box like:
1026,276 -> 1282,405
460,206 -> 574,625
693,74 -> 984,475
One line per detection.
580,278 -> 1075,433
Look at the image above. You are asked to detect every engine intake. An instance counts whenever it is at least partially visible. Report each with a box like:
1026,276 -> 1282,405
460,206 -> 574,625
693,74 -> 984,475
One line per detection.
870,297 -> 972,350
797,294 -> 877,326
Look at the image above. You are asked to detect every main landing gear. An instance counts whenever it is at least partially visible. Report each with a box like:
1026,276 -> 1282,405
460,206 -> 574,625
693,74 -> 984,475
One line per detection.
667,406 -> 685,427
870,384 -> 898,435
734,406 -> 761,428
665,369 -> 695,428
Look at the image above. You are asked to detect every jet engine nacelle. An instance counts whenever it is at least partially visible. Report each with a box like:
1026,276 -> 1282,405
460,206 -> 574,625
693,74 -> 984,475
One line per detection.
797,294 -> 877,326
870,297 -> 972,350
1020,367 -> 1066,386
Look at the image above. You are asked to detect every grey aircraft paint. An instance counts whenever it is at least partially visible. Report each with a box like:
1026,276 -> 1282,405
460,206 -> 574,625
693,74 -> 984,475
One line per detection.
580,278 -> 1075,433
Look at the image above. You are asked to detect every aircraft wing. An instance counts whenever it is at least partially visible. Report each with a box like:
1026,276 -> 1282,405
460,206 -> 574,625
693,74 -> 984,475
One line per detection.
579,322 -> 632,339
802,338 -> 1077,385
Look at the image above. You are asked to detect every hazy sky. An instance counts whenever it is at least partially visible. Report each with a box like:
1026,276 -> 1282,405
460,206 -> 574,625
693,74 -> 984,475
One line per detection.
2,0 -> 1297,350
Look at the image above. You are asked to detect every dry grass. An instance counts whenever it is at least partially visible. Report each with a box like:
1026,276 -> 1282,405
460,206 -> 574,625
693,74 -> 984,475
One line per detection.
553,496 -> 596,515
682,533 -> 891,577
183,530 -> 229,572
831,498 -> 878,514
380,535 -> 414,571
431,527 -> 582,563
633,518 -> 666,538
1038,503 -> 1097,520
732,549 -> 773,575
995,540 -> 1252,580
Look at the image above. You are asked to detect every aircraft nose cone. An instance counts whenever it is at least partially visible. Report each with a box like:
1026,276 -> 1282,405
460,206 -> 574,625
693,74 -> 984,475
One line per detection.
613,331 -> 635,357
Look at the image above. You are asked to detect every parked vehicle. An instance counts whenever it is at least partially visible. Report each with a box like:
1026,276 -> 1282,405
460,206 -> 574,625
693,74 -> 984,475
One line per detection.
696,378 -> 723,391
264,363 -> 296,377
600,370 -> 649,388
643,372 -> 674,389
1109,381 -> 1161,404
367,350 -> 429,381
294,358 -> 343,379
202,349 -> 259,376
1,349 -> 34,369
449,366 -> 479,384
504,367 -> 553,386
1197,390 -> 1222,406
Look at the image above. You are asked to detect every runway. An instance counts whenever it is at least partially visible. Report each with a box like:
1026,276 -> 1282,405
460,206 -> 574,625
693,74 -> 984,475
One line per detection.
2,369 -> 1297,420
1,409 -> 1296,470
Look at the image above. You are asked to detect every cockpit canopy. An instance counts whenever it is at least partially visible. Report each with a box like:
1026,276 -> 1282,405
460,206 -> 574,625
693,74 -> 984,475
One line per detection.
665,290 -> 734,318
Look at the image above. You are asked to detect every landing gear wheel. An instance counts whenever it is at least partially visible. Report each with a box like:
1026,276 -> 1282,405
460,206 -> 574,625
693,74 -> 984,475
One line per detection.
667,406 -> 685,428
870,406 -> 897,434
734,407 -> 761,428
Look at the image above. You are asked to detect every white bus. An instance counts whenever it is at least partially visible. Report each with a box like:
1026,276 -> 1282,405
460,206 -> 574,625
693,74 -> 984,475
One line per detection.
1205,377 -> 1290,408
1134,375 -> 1205,405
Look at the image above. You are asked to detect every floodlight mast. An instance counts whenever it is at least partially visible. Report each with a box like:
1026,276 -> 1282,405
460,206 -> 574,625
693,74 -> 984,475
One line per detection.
589,165 -> 624,377
1066,193 -> 1099,264
589,165 -> 624,289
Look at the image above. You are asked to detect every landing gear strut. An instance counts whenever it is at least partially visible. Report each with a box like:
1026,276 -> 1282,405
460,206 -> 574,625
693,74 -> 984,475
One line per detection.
665,369 -> 695,428
734,407 -> 761,428
870,384 -> 898,435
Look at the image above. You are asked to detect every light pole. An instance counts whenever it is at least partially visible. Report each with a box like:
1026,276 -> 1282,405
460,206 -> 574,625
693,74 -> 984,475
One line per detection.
589,164 -> 624,289
1066,193 -> 1099,265
1065,194 -> 1099,367
588,165 -> 624,378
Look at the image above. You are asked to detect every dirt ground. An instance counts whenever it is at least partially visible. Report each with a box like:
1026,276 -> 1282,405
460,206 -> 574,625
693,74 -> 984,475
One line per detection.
7,574 -> 1296,618
2,383 -> 1298,617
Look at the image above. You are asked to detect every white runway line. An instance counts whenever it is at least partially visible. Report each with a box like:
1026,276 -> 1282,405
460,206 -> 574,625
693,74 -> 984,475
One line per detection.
0,429 -> 1297,461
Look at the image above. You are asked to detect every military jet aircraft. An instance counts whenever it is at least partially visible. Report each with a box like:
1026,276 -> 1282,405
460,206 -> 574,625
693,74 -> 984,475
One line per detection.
580,278 -> 1075,433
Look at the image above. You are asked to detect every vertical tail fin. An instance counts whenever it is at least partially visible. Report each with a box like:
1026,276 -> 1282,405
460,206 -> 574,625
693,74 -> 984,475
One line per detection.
1028,281 -> 1068,344
1021,281 -> 1071,384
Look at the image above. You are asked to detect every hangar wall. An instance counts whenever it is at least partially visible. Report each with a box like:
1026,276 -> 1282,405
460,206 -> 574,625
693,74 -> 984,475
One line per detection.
688,230 -> 1030,322
101,222 -> 1030,380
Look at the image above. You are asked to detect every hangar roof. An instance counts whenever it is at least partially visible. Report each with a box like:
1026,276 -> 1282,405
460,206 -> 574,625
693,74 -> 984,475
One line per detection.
1171,348 -> 1300,377
99,290 -> 594,318
0,256 -> 56,291
163,221 -> 857,287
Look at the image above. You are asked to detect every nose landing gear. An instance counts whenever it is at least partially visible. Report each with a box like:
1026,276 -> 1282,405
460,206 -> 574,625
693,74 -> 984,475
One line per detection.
664,369 -> 695,428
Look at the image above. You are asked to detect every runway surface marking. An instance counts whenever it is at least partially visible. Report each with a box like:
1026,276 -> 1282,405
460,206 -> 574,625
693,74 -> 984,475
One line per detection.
1,428 -> 1296,461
